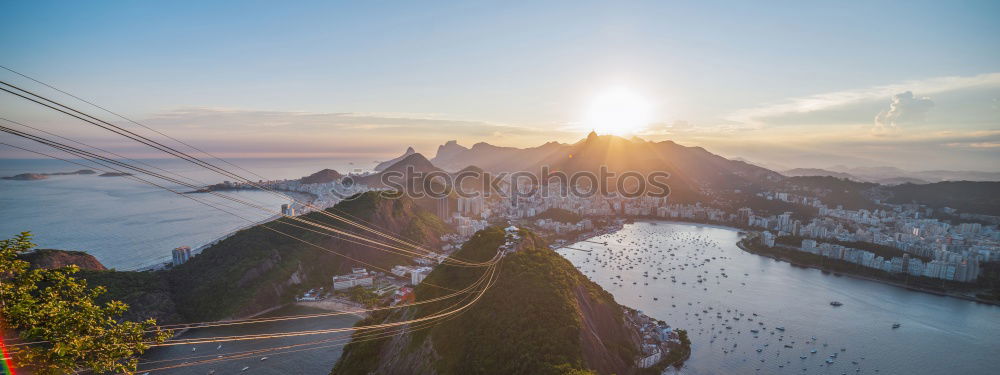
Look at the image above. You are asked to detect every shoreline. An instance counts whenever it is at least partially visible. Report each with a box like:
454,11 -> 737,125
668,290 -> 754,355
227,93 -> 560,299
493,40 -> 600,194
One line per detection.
134,190 -> 319,272
294,299 -> 369,318
568,219 -> 998,307
735,240 -> 999,307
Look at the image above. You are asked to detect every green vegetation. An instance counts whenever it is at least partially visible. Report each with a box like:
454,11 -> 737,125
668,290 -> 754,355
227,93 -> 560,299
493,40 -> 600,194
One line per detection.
403,210 -> 451,243
887,181 -> 1000,216
0,233 -> 170,374
339,285 -> 381,307
167,191 -> 447,321
335,227 -> 639,375
666,329 -> 692,367
77,269 -> 182,324
973,261 -> 1000,302
779,176 -> 878,211
533,207 -> 583,223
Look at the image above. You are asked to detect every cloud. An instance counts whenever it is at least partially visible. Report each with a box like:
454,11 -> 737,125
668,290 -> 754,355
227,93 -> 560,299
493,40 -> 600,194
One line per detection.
638,120 -> 759,138
946,141 -> 1000,149
132,107 -> 580,158
873,91 -> 934,131
144,107 -> 552,136
725,72 -> 1000,125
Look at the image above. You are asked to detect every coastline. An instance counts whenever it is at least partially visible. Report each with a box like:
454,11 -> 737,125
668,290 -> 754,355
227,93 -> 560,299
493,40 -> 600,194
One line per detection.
734,240 -> 999,307
135,190 -> 318,272
567,219 -> 998,307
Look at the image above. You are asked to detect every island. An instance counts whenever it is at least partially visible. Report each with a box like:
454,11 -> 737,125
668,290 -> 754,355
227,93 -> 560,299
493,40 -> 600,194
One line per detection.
2,169 -> 96,180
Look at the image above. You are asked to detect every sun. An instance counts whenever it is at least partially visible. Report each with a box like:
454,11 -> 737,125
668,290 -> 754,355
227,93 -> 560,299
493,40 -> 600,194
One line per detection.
583,87 -> 653,136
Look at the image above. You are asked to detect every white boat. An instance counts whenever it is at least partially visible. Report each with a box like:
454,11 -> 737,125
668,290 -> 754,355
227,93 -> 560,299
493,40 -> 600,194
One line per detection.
260,357 -> 269,361
242,366 -> 250,372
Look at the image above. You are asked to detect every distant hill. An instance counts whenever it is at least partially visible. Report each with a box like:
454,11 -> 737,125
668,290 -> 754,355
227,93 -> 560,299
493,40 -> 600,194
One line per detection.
782,168 -> 860,181
777,176 -> 879,211
886,181 -> 1000,216
433,140 -> 468,165
431,140 -> 567,173
826,165 -> 1000,183
359,153 -> 443,188
2,173 -> 48,180
1,169 -> 96,180
375,146 -> 418,171
876,176 -> 929,186
300,168 -> 343,184
334,227 -> 650,375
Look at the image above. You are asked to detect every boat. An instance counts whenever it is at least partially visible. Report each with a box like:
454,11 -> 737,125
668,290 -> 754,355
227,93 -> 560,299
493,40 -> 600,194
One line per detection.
217,344 -> 222,350
892,323 -> 901,329
810,349 -> 817,353
261,357 -> 269,361
830,301 -> 843,306
775,326 -> 785,331
241,367 -> 250,372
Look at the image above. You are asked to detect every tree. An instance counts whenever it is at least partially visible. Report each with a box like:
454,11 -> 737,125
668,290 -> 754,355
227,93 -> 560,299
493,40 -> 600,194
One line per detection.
0,232 -> 171,374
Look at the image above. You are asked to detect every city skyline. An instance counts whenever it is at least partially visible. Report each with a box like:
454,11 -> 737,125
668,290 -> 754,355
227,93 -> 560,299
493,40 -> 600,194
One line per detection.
2,1 -> 999,171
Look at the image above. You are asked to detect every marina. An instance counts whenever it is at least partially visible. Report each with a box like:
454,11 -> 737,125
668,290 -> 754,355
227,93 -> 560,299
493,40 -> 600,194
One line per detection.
557,221 -> 1000,375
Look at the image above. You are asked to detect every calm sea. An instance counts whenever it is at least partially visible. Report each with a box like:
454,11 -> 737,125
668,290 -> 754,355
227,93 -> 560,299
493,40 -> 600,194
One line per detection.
0,157 -> 369,270
558,222 -> 1000,375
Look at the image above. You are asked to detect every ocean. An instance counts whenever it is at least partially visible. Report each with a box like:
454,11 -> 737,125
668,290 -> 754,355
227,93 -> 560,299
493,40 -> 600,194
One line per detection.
0,157 -> 368,270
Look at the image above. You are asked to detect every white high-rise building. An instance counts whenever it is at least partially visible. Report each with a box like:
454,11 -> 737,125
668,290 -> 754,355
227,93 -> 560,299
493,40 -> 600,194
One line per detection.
172,246 -> 192,266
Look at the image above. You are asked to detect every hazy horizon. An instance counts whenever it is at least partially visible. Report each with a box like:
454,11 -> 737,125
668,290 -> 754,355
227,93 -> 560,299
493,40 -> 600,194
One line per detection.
2,1 -> 999,171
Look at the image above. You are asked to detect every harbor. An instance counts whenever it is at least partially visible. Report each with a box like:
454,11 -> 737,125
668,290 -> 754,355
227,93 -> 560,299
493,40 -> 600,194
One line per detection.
556,221 -> 1000,375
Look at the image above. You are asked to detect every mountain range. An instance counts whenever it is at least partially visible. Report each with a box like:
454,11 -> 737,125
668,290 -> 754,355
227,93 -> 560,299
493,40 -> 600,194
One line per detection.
371,132 -> 782,203
342,132 -> 1000,216
783,166 -> 1000,184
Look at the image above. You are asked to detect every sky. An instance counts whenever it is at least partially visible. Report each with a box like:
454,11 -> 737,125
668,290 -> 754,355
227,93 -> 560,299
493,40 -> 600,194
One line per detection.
1,0 -> 998,171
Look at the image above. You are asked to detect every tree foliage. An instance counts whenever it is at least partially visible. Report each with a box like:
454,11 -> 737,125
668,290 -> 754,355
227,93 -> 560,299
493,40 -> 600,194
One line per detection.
0,232 -> 170,374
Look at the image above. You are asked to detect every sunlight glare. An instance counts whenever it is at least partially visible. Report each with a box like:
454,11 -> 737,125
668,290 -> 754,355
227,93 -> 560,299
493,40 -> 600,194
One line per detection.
584,88 -> 653,136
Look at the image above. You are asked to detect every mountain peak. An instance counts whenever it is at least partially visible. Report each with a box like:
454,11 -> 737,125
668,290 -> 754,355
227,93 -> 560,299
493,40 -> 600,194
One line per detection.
373,146 -> 419,171
432,140 -> 469,163
300,168 -> 343,184
387,152 -> 439,173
